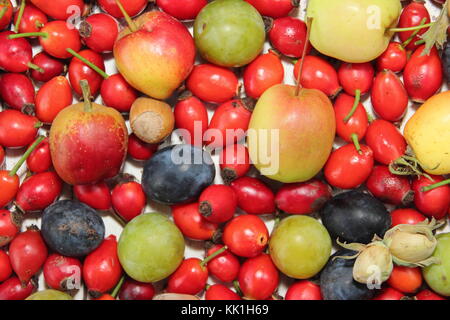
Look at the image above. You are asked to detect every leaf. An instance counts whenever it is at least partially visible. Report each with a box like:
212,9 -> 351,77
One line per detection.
420,0 -> 449,56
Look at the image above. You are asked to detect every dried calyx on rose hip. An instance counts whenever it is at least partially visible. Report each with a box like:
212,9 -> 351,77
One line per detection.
335,239 -> 393,285
383,218 -> 445,267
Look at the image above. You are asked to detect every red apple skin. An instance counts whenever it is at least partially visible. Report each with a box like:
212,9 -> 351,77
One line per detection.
49,102 -> 128,185
114,11 -> 195,100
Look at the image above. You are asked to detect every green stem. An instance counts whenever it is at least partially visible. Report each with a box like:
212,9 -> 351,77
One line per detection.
233,280 -> 243,297
34,121 -> 43,128
401,18 -> 427,48
414,39 -> 425,46
367,112 -> 375,123
7,32 -> 48,39
9,136 -> 45,177
110,275 -> 125,298
66,48 -> 109,80
200,245 -> 228,268
80,80 -> 93,112
389,22 -> 433,33
343,89 -> 361,123
421,179 -> 450,192
350,133 -> 362,155
27,62 -> 44,73
115,0 -> 137,32
35,20 -> 44,29
14,0 -> 26,33
0,6 -> 7,21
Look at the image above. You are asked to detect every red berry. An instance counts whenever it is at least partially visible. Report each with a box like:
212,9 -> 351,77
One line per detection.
230,176 -> 275,215
74,182 -> 112,211
390,208 -> 426,227
172,202 -> 219,241
285,280 -> 322,300
219,144 -> 251,184
206,244 -> 240,283
111,181 -> 146,222
43,254 -> 82,290
80,13 -> 119,53
199,185 -> 237,224
0,250 -> 12,283
167,258 -> 208,295
119,279 -> 155,300
205,284 -> 241,300
269,16 -> 310,57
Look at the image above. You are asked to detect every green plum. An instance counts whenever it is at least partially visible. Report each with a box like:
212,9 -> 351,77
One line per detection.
26,290 -> 73,300
194,0 -> 265,67
118,213 -> 185,283
423,233 -> 450,297
269,215 -> 331,279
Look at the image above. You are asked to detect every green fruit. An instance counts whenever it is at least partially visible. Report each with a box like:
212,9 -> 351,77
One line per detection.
269,215 -> 331,279
194,0 -> 265,67
118,213 -> 185,283
26,290 -> 73,300
307,0 -> 402,63
423,233 -> 450,296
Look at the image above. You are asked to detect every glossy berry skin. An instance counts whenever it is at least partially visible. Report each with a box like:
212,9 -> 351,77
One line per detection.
29,0 -> 86,20
415,289 -> 446,300
174,95 -> 208,147
0,209 -> 21,246
387,266 -> 422,294
238,254 -> 279,300
36,76 -> 73,124
269,17 -> 310,57
324,144 -> 374,190
365,119 -> 406,165
206,99 -> 252,149
403,45 -> 443,103
0,250 -> 12,282
43,254 -> 82,291
83,235 -> 122,297
333,93 -> 368,142
9,227 -> 48,284
73,182 -> 112,211
285,281 -> 322,300
397,1 -> 431,51
412,175 -> 450,220
80,13 -> 119,53
68,49 -> 105,96
294,56 -> 341,97
30,52 -> 66,83
39,21 -> 82,59
119,279 -> 155,300
0,73 -> 35,111
0,171 -> 19,209
0,146 -> 4,168
27,137 -> 52,173
111,182 -> 146,222
0,0 -> 12,31
219,144 -> 250,183
206,244 -> 240,283
245,0 -> 298,18
15,171 -> 63,213
223,215 -> 269,258
373,287 -> 404,300
243,51 -> 284,99
205,284 -> 241,300
14,4 -> 47,34
230,176 -> 275,215
0,110 -> 40,148
101,74 -> 138,113
98,0 -> 147,18
0,277 -> 35,300
366,165 -> 412,206
338,62 -> 374,96
167,258 -> 208,295
156,0 -> 207,20
172,202 -> 219,241
376,42 -> 407,73
390,208 -> 426,228
199,185 -> 237,224
186,64 -> 238,104
127,134 -> 158,161
0,31 -> 34,72
275,179 -> 331,215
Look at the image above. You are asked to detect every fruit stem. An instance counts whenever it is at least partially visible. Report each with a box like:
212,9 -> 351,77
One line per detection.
7,32 -> 48,39
200,245 -> 228,268
9,136 -> 45,177
34,121 -> 43,128
389,22 -> 433,33
14,0 -> 25,33
233,280 -> 243,297
110,275 -> 125,298
35,20 -> 44,29
0,6 -> 7,21
421,179 -> 450,192
401,18 -> 427,48
115,0 -> 137,32
414,39 -> 425,46
80,80 -> 93,112
351,133 -> 362,155
294,17 -> 312,96
27,62 -> 44,73
343,89 -> 361,123
66,48 -> 109,80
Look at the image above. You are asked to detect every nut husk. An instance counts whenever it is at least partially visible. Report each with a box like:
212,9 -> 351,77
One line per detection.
352,242 -> 393,285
